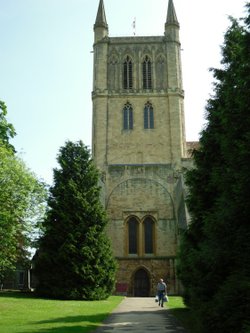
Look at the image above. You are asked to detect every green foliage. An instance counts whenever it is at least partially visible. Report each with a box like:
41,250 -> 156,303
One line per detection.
0,145 -> 48,284
0,99 -> 47,284
167,297 -> 199,333
34,140 -> 117,300
178,6 -> 250,333
0,100 -> 16,152
0,291 -> 123,333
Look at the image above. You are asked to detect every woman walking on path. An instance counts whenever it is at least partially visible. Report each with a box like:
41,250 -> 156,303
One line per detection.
156,278 -> 167,307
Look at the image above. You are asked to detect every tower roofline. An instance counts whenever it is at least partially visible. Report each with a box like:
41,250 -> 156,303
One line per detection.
166,0 -> 179,27
94,0 -> 108,29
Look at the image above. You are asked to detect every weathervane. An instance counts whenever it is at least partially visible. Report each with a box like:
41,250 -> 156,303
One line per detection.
132,17 -> 136,36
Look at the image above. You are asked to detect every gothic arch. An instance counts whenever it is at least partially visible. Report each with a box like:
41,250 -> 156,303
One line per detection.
122,44 -> 135,58
123,214 -> 157,256
106,177 -> 175,219
108,54 -> 119,90
141,54 -> 152,62
123,54 -> 134,62
123,55 -> 133,89
108,54 -> 118,64
131,266 -> 151,297
156,54 -> 165,63
142,55 -> 152,89
155,54 -> 166,90
142,214 -> 157,223
125,215 -> 140,255
142,215 -> 156,254
122,101 -> 133,130
141,46 -> 152,58
144,101 -> 154,129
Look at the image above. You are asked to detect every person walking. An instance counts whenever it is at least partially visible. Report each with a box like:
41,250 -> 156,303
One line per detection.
156,278 -> 167,307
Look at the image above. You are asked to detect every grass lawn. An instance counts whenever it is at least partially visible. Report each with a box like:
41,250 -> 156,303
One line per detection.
0,291 -> 123,333
0,292 -> 197,333
167,296 -> 197,333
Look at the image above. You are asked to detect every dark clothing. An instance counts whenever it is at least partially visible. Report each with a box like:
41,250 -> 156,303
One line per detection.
157,281 -> 167,307
157,290 -> 165,307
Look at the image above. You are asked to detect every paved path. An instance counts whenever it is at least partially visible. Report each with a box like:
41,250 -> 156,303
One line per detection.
93,297 -> 188,333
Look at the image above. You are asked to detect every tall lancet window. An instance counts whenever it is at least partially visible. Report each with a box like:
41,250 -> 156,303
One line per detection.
156,55 -> 165,90
128,217 -> 138,254
123,102 -> 133,130
108,55 -> 118,90
142,55 -> 152,89
123,56 -> 133,89
144,217 -> 154,254
144,102 -> 154,129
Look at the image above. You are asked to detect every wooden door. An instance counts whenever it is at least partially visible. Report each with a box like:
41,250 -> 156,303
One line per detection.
134,268 -> 150,297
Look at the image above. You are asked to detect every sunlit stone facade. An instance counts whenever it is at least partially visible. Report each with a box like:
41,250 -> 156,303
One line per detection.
92,0 -> 193,296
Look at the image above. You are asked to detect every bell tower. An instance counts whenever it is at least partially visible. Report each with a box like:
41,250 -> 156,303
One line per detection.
92,0 -> 190,296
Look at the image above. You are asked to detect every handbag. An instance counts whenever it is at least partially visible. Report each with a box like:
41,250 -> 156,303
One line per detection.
155,295 -> 159,302
163,295 -> 169,302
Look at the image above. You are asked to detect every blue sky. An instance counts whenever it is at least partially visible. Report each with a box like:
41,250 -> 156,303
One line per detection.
0,0 -> 247,184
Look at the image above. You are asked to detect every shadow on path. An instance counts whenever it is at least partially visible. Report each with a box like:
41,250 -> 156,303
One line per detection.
93,298 -> 188,333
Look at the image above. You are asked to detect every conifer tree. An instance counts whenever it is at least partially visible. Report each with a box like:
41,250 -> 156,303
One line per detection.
34,140 -> 116,300
178,5 -> 250,333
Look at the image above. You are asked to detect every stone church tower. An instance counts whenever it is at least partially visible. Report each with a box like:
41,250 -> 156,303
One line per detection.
92,0 -> 192,296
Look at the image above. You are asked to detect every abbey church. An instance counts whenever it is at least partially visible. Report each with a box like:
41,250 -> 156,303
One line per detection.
92,0 -> 194,296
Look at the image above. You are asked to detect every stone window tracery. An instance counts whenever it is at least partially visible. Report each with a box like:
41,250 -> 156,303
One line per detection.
123,55 -> 133,89
144,101 -> 154,129
128,217 -> 138,254
127,215 -> 155,256
123,102 -> 133,130
156,54 -> 165,89
142,55 -> 152,89
143,217 -> 154,254
108,54 -> 119,90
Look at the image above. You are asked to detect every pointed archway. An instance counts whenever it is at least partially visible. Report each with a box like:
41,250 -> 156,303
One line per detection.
133,268 -> 150,297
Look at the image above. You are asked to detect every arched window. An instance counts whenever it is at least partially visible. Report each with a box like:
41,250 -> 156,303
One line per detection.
144,217 -> 154,254
143,55 -> 152,89
128,217 -> 138,254
108,55 -> 118,90
144,102 -> 154,129
156,55 -> 165,90
123,56 -> 133,89
123,102 -> 133,130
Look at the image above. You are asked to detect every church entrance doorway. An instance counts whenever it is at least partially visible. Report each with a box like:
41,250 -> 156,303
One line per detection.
133,268 -> 150,297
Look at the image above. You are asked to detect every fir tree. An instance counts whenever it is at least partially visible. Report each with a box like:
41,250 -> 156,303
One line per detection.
34,140 -> 117,300
178,5 -> 250,333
